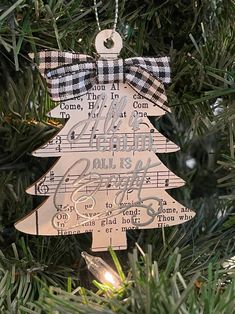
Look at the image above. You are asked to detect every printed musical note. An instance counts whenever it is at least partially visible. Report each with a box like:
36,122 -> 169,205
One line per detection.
165,178 -> 169,187
56,144 -> 61,152
64,176 -> 70,192
70,131 -> 75,141
106,183 -> 112,195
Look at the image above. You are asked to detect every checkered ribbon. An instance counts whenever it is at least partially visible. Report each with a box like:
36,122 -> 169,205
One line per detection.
33,51 -> 171,110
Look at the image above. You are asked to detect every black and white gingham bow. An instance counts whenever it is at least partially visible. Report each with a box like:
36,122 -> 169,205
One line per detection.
34,51 -> 171,110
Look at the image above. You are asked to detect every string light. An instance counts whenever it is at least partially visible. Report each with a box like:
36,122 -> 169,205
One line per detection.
81,251 -> 121,288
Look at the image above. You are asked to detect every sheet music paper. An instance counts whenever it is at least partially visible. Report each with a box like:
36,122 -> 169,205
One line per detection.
15,83 -> 195,251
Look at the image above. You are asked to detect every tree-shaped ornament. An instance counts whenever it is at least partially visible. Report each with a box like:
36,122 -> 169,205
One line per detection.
15,30 -> 195,251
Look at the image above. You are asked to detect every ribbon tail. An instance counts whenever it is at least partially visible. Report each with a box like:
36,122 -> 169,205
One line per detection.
125,69 -> 169,112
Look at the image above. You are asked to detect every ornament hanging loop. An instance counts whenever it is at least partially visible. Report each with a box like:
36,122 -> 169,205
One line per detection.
93,0 -> 119,39
95,29 -> 123,59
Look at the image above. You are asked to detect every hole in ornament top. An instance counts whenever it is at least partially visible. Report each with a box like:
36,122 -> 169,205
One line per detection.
95,29 -> 123,59
104,38 -> 114,49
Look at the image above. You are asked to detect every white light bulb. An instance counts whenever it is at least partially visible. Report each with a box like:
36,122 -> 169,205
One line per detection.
104,271 -> 115,285
82,251 -> 121,288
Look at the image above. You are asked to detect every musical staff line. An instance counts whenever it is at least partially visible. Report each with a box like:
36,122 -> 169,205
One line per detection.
32,170 -> 184,195
33,132 -> 178,155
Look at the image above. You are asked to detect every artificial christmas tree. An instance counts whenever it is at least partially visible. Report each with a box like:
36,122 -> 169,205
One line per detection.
0,0 -> 234,312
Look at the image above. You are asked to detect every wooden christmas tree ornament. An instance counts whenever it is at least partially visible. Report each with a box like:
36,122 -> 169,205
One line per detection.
15,29 -> 196,251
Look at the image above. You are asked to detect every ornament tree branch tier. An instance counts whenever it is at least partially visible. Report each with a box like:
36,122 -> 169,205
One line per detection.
15,31 -> 195,251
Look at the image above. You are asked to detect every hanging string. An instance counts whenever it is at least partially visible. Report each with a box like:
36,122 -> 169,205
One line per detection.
93,0 -> 119,38
93,0 -> 101,31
